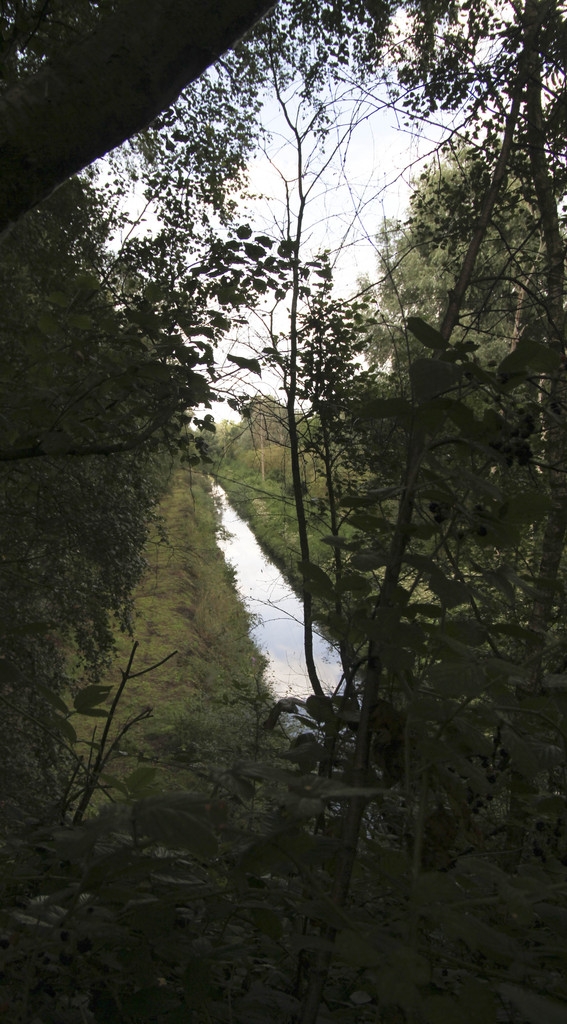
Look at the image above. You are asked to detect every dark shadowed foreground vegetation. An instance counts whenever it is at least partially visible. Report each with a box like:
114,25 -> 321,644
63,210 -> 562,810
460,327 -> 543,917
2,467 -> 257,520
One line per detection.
2,0 -> 567,1022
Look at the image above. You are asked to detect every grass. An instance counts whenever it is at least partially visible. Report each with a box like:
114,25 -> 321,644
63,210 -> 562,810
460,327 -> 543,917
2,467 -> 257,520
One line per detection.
71,466 -> 277,807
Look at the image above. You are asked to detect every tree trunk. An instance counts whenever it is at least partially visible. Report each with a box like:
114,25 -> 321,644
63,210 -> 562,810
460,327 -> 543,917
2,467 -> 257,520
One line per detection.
0,0 -> 273,235
524,14 -> 567,689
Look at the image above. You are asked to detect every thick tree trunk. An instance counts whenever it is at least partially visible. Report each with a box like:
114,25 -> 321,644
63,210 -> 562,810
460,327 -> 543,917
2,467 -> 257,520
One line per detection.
524,12 -> 567,689
0,0 -> 274,235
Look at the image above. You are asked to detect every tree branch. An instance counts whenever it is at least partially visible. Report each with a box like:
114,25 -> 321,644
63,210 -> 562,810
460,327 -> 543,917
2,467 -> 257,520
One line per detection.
0,0 -> 274,234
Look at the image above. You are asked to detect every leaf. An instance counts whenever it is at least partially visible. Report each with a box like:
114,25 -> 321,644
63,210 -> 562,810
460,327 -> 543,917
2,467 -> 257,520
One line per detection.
250,907 -> 283,939
73,685 -> 112,712
40,431 -> 73,454
442,911 -> 515,960
498,985 -> 567,1024
456,978 -> 496,1024
134,793 -> 219,858
37,312 -> 61,336
137,362 -> 171,382
304,695 -> 335,723
335,929 -> 383,967
350,991 -> 373,1005
299,560 -> 335,600
35,683 -> 69,715
48,714 -> 77,745
67,313 -> 93,330
350,550 -> 386,570
407,316 -> 447,350
482,569 -> 516,605
244,242 -> 269,260
405,554 -> 467,609
123,986 -> 180,1018
0,659 -> 24,684
500,491 -> 552,525
422,994 -> 465,1024
335,573 -> 371,596
356,396 -> 411,419
498,338 -> 562,374
427,662 -> 485,698
125,765 -> 158,796
183,960 -> 213,1009
227,353 -> 262,375
74,272 -> 100,292
410,358 -> 462,401
99,773 -> 129,796
143,282 -> 163,302
48,290 -> 69,307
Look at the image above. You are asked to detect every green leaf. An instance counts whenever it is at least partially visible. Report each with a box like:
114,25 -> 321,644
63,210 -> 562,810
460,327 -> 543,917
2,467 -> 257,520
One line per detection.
99,773 -> 129,796
299,560 -> 335,600
244,242 -> 269,260
123,986 -> 180,1018
250,907 -> 283,939
73,685 -> 112,712
183,961 -> 213,1009
410,358 -> 462,402
125,765 -> 158,796
35,682 -> 69,714
336,573 -> 371,596
134,793 -> 220,858
226,353 -> 262,374
350,991 -> 373,1005
67,313 -> 93,330
143,282 -> 164,302
304,695 -> 335,723
500,491 -> 552,525
74,272 -> 100,292
498,985 -> 567,1024
146,807 -> 217,857
48,714 -> 77,745
423,994 -> 466,1024
47,290 -> 69,307
456,978 -> 496,1024
407,316 -> 447,350
405,554 -> 467,608
37,312 -> 61,336
236,224 -> 253,239
39,431 -> 73,454
350,550 -> 386,570
335,929 -> 382,967
427,661 -> 485,698
0,659 -> 24,684
137,362 -> 171,381
498,338 -> 561,374
356,397 -> 411,419
209,311 -> 231,331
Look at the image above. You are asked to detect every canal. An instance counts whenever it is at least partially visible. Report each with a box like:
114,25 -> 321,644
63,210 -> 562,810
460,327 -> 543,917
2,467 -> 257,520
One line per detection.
213,484 -> 341,699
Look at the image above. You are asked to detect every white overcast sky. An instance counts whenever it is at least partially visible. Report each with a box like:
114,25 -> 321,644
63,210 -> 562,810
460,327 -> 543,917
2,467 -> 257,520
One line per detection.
106,70 -> 460,423
210,79 -> 459,420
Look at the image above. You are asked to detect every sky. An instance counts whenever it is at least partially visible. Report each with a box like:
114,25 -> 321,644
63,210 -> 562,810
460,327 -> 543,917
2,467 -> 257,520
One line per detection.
208,80 -> 458,421
106,68 -> 460,424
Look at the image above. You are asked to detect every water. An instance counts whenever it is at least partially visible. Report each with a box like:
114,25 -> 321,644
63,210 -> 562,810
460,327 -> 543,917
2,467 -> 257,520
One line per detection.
212,484 -> 341,699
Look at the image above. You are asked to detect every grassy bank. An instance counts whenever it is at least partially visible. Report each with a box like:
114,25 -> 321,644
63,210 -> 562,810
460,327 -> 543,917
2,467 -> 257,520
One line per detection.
80,467 -> 277,798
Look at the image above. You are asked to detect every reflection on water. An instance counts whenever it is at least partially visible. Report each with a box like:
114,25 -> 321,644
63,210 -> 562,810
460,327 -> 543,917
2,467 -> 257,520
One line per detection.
213,484 -> 341,699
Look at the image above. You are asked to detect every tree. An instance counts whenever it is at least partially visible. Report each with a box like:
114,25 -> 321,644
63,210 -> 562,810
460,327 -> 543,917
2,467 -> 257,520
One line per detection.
210,4 -> 567,1020
367,147 -> 549,375
4,1 -> 567,1022
0,0 -> 275,233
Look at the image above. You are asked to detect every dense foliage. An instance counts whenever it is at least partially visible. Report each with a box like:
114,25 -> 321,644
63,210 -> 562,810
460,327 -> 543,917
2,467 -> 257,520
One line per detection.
1,1 -> 567,1023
